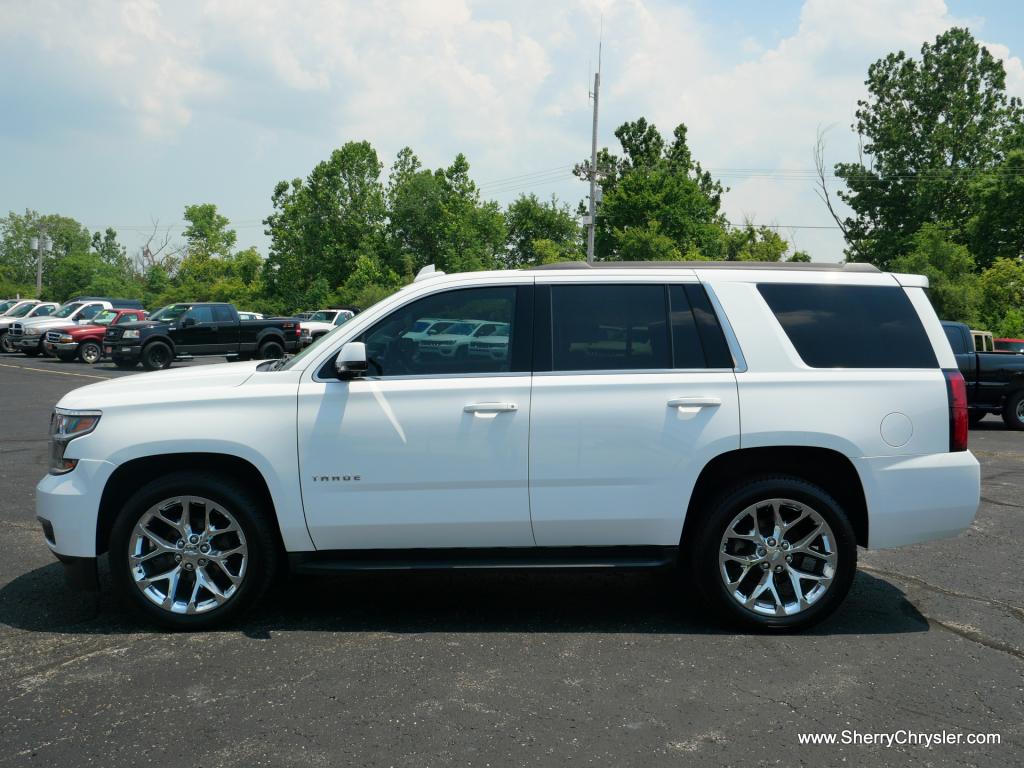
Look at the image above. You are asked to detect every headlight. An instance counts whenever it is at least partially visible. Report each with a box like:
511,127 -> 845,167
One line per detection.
122,329 -> 140,339
26,327 -> 41,336
59,334 -> 73,343
49,408 -> 101,474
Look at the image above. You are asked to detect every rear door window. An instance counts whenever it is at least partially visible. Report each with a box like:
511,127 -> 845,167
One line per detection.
944,325 -> 967,355
757,283 -> 938,368
550,284 -> 671,371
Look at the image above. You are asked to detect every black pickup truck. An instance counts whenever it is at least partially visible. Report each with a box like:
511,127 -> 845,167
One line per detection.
104,302 -> 301,371
942,321 -> 1024,429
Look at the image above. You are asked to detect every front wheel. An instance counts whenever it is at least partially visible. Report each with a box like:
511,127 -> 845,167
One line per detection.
141,341 -> 173,371
690,476 -> 857,632
78,340 -> 103,365
109,471 -> 279,630
0,333 -> 14,354
1002,391 -> 1024,431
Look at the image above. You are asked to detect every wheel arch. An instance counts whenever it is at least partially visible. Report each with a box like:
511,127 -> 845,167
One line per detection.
683,446 -> 869,549
96,452 -> 286,556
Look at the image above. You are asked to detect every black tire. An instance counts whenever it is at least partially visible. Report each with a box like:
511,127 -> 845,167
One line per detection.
1002,390 -> 1024,431
689,475 -> 857,632
55,351 -> 77,362
0,333 -> 13,354
141,341 -> 173,371
78,340 -> 103,365
114,359 -> 138,370
258,339 -> 284,360
109,470 -> 280,630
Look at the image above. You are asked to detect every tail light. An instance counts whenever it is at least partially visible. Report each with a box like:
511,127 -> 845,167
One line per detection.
943,369 -> 968,452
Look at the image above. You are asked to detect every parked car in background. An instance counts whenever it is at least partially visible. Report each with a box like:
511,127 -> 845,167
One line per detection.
8,298 -> 142,356
43,308 -> 148,363
103,302 -> 301,370
417,320 -> 510,360
942,321 -> 1024,429
971,329 -> 995,352
0,299 -> 20,314
400,317 -> 457,343
237,311 -> 264,321
297,308 -> 357,347
0,301 -> 60,353
36,261 -> 980,632
995,337 -> 1024,353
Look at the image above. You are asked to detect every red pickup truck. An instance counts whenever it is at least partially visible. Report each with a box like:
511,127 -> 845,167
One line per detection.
43,308 -> 148,363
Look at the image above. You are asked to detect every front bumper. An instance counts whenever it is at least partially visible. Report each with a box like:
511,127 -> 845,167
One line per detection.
13,335 -> 43,351
107,344 -> 142,362
45,341 -> 80,353
36,458 -> 117,559
854,450 -> 981,549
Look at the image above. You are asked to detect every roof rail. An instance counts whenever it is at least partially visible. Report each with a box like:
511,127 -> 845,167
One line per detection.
415,264 -> 446,282
532,260 -> 880,273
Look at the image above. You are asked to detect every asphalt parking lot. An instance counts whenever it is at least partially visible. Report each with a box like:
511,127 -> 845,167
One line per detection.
0,356 -> 1021,767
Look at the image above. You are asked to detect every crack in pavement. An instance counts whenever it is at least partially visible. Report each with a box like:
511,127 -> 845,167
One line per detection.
858,564 -> 1024,623
926,617 -> 1024,663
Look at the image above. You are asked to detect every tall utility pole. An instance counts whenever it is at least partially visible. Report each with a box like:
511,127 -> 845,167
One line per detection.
31,231 -> 48,298
586,38 -> 602,265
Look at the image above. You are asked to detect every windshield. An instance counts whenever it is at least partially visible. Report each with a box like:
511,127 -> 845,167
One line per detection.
279,292 -> 397,371
8,303 -> 36,318
150,304 -> 190,321
0,300 -> 18,314
53,302 -> 84,318
308,310 -> 337,323
91,309 -> 118,326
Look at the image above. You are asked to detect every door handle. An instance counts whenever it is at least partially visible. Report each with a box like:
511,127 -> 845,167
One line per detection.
464,402 -> 518,413
667,396 -> 721,408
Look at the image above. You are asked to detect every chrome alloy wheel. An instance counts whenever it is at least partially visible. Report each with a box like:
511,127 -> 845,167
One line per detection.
1017,398 -> 1024,422
129,496 -> 248,615
718,498 -> 837,617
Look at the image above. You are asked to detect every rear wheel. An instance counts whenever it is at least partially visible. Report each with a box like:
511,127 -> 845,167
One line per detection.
78,340 -> 103,365
1002,391 -> 1024,431
141,341 -> 173,371
109,471 -> 279,630
690,476 -> 856,632
258,340 -> 284,360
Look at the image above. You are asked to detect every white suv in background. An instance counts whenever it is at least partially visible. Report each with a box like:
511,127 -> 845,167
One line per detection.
36,262 -> 979,632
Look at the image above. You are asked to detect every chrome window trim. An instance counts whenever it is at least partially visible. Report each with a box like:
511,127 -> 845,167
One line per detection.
312,369 -> 526,384
701,283 -> 747,373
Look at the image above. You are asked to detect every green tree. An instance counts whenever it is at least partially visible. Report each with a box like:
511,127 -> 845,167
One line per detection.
263,141 -> 387,306
724,223 -> 790,261
976,257 -> 1024,334
503,194 -> 581,268
967,142 -> 1024,268
578,118 -> 730,261
889,223 -> 978,322
833,28 -> 1021,268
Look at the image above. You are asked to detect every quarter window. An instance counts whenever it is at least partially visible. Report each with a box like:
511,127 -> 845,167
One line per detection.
757,283 -> 938,368
359,286 -> 518,377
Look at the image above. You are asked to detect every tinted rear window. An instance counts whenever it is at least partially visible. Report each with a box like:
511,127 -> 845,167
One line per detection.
757,284 -> 938,368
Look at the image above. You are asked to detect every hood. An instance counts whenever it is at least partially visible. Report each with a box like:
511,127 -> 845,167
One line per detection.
17,315 -> 86,330
110,320 -> 164,331
58,360 -> 265,410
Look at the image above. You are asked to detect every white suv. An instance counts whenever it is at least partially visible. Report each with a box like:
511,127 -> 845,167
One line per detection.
36,262 -> 980,631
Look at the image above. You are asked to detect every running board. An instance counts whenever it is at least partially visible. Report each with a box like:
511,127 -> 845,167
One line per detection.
288,546 -> 678,574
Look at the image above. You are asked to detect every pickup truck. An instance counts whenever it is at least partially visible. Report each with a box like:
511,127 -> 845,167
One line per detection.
43,308 -> 148,363
942,321 -> 1024,429
0,300 -> 61,353
104,302 -> 301,370
9,298 -> 142,355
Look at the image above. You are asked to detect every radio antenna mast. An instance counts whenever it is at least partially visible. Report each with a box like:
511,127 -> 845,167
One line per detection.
586,20 -> 603,264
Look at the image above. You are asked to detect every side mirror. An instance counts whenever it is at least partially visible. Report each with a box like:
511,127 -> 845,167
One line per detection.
181,317 -> 197,327
335,341 -> 368,379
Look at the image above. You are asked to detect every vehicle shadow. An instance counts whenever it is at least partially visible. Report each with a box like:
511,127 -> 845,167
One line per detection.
0,560 -> 928,638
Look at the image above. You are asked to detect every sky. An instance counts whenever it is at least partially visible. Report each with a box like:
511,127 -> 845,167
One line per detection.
2,0 -> 1024,263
